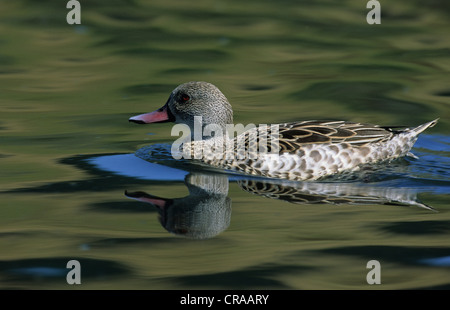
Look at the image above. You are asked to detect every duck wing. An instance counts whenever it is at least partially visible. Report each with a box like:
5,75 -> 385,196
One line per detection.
276,120 -> 397,153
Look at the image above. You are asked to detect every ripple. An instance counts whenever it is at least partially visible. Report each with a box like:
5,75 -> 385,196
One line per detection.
289,81 -> 433,121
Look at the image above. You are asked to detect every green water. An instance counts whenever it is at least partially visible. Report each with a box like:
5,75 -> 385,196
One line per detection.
0,0 -> 449,290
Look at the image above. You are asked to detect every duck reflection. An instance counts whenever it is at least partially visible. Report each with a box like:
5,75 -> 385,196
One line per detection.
125,174 -> 231,239
238,178 -> 432,209
125,171 -> 432,239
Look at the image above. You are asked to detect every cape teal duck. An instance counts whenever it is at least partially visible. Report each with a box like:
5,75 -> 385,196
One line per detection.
129,81 -> 438,181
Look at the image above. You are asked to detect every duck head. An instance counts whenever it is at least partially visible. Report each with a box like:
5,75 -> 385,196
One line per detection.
129,81 -> 233,139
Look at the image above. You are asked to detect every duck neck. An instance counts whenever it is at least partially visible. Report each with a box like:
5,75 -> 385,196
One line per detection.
189,116 -> 231,141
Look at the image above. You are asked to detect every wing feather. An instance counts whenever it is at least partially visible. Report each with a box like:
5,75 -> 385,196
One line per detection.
232,120 -> 396,154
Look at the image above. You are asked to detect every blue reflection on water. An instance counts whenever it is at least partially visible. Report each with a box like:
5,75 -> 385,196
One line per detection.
8,267 -> 66,277
419,256 -> 450,267
88,154 -> 189,181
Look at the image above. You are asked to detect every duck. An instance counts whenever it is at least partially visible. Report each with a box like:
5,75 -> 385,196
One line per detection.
129,81 -> 438,181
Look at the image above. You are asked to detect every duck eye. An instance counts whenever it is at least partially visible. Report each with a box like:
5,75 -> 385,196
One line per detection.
181,94 -> 190,102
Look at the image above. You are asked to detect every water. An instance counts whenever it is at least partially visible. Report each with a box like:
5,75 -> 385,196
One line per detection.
0,0 -> 449,290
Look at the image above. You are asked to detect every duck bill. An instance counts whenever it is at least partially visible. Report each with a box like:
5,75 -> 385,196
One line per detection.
124,190 -> 171,209
129,103 -> 174,124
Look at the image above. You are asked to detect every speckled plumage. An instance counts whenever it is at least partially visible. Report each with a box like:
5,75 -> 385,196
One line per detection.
185,119 -> 438,180
130,81 -> 438,181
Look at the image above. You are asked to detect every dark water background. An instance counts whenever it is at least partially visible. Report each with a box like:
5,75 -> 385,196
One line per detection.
0,0 -> 449,289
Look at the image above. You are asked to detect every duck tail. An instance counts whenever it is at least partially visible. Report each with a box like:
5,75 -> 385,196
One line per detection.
410,118 -> 439,135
